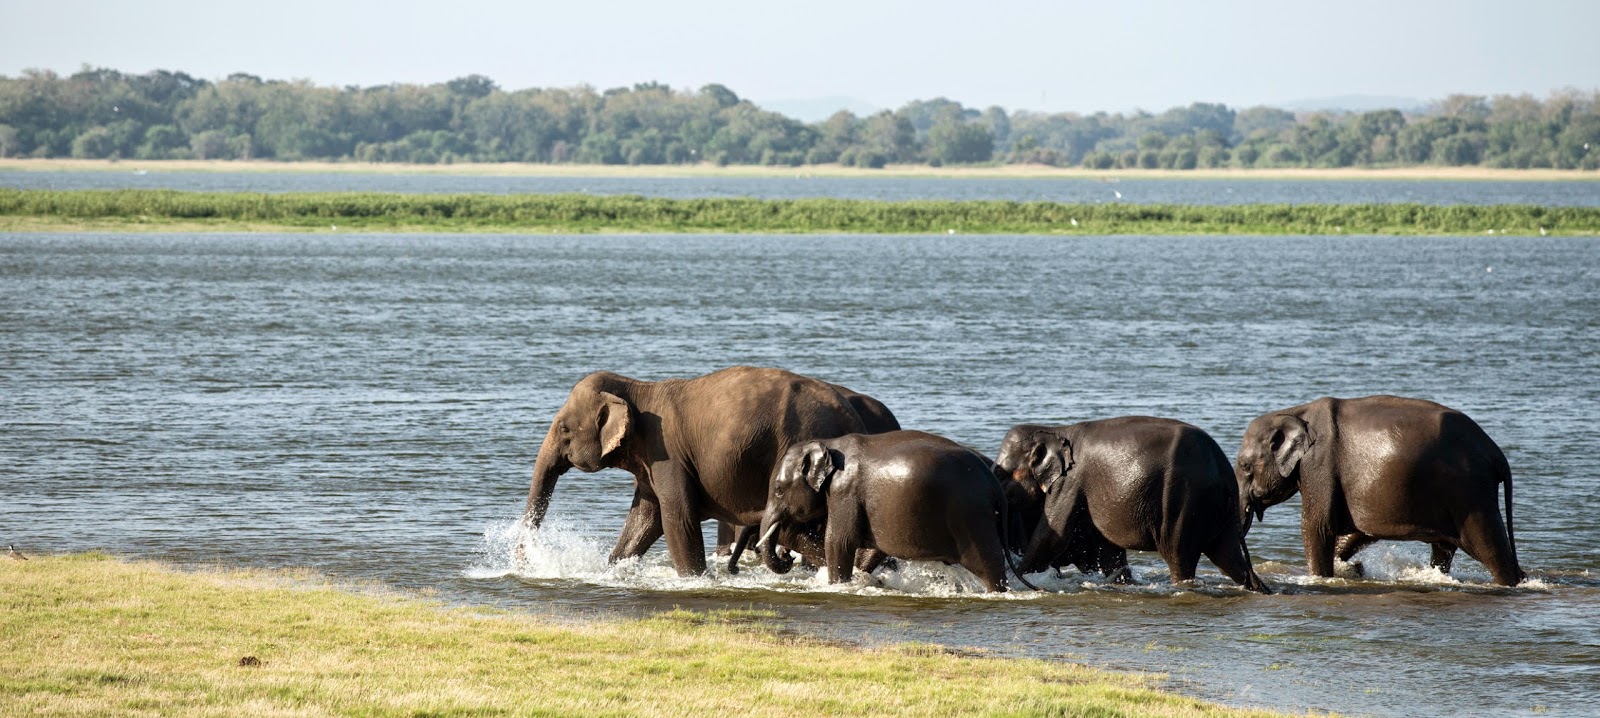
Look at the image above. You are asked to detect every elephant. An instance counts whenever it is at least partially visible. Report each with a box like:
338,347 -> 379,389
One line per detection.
719,384 -> 901,574
995,418 -> 1270,593
1235,395 -> 1524,585
522,366 -> 895,577
756,430 -> 1025,592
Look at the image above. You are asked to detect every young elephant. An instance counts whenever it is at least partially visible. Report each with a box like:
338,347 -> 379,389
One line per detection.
757,430 -> 1021,592
1236,396 -> 1523,585
995,418 -> 1270,593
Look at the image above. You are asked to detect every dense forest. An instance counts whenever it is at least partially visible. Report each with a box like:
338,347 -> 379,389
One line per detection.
1,67 -> 1597,170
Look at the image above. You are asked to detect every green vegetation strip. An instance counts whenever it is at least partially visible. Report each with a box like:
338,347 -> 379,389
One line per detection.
0,555 -> 1297,717
2,189 -> 1597,235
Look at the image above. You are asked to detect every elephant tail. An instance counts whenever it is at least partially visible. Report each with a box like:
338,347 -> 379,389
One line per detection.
997,486 -> 1041,591
1502,457 -> 1522,579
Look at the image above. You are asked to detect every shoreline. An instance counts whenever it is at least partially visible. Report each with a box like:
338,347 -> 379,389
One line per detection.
0,554 -> 1296,717
2,157 -> 1596,181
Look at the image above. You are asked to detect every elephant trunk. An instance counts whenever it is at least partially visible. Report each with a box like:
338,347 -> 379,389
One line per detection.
758,510 -> 794,574
523,423 -> 572,529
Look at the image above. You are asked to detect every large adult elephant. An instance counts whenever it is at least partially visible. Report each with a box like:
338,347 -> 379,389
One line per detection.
995,418 -> 1270,593
718,383 -> 900,572
522,366 -> 894,576
1236,395 -> 1524,585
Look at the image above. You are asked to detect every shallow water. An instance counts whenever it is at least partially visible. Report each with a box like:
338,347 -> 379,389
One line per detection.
3,232 -> 1598,717
3,169 -> 1598,205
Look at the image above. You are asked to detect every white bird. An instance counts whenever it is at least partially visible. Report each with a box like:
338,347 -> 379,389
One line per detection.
1070,217 -> 1078,226
1540,226 -> 1548,236
1113,190 -> 1122,199
7,544 -> 26,561
947,228 -> 955,235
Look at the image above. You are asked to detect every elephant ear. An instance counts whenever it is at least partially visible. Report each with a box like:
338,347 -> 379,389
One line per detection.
1030,432 -> 1074,493
1270,414 -> 1312,479
597,391 -> 632,458
799,442 -> 842,493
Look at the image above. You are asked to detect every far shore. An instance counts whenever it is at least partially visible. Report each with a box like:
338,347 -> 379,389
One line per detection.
2,157 -> 1595,182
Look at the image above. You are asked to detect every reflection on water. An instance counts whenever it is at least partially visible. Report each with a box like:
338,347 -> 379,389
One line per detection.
3,232 -> 1598,717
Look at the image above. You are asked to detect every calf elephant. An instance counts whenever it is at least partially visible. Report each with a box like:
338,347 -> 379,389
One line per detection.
1236,395 -> 1524,585
522,366 -> 893,576
716,383 -> 900,569
996,418 -> 1270,593
757,430 -> 1023,592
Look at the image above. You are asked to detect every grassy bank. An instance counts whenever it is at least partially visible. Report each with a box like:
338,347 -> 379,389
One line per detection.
0,554 -> 1295,717
2,189 -> 1596,235
3,157 -> 1598,181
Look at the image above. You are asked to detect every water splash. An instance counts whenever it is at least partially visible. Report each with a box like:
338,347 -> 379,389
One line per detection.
465,517 -> 1264,598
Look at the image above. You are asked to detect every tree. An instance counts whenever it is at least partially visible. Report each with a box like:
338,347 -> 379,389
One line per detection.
70,125 -> 117,158
446,75 -> 497,100
926,118 -> 993,164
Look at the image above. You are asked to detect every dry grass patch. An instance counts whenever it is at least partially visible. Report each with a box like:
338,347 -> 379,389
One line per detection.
0,554 -> 1314,717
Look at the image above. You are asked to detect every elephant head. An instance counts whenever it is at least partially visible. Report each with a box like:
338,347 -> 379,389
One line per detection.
994,426 -> 1075,574
1235,413 -> 1313,531
524,373 -> 634,529
758,441 -> 840,573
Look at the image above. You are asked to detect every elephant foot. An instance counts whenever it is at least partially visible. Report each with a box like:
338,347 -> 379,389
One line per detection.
1334,560 -> 1366,579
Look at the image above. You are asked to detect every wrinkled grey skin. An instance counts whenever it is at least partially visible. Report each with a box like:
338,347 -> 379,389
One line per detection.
1236,396 -> 1523,585
522,366 -> 892,577
719,385 -> 900,574
758,430 -> 1021,592
996,418 -> 1269,593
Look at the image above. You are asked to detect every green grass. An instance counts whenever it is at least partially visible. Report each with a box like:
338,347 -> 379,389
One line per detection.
1,189 -> 1596,235
0,554 -> 1307,717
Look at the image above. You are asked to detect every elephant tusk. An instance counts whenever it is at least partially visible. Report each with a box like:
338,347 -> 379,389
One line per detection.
757,522 -> 781,549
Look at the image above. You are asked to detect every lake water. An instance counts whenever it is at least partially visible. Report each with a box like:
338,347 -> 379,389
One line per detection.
3,232 -> 1597,717
3,169 -> 1598,206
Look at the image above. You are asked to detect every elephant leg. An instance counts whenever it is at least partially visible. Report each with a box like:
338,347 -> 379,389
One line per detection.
715,521 -> 737,557
1429,541 -> 1458,574
823,505 -> 863,585
1334,532 -> 1379,577
1163,545 -> 1202,585
649,463 -> 707,576
1101,544 -> 1133,584
1456,511 -> 1522,586
725,524 -> 758,574
1206,531 -> 1271,594
609,489 -> 665,564
856,548 -> 891,573
1301,517 -> 1339,578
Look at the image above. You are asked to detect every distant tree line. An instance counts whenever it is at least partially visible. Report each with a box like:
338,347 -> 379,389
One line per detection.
2,67 -> 1597,170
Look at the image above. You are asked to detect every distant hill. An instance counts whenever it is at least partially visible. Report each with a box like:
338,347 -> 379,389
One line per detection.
755,95 -> 881,123
1276,94 -> 1427,113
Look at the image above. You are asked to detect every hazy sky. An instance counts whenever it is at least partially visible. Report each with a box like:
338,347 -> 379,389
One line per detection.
3,0 -> 1596,114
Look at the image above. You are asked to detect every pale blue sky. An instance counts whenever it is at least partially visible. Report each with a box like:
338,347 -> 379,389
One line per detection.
3,0 -> 1596,114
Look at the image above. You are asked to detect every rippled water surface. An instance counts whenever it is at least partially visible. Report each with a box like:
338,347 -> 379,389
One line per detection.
3,232 -> 1598,717
4,169 -> 1599,205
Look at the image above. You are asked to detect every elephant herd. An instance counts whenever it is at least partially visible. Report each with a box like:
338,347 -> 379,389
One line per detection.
521,366 -> 1525,594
